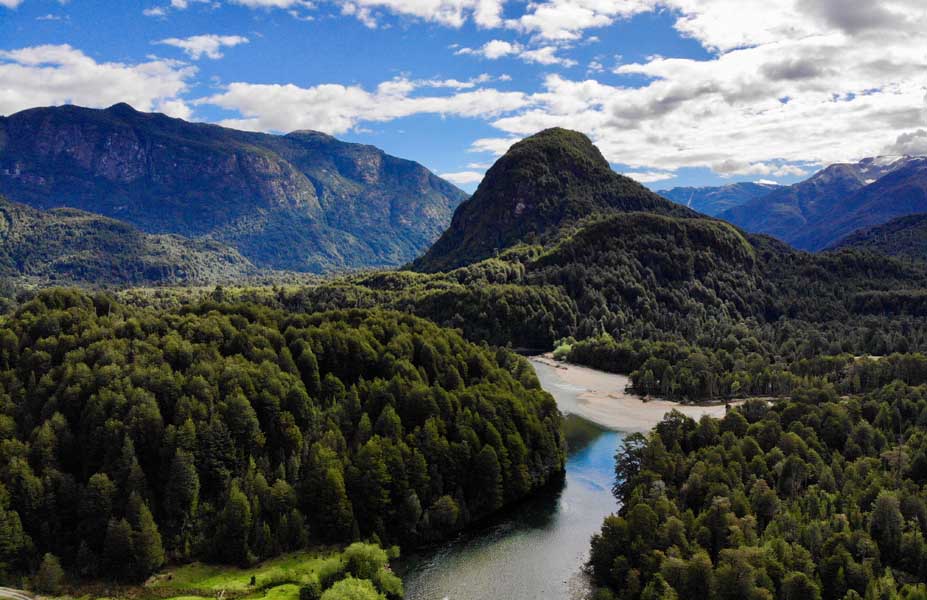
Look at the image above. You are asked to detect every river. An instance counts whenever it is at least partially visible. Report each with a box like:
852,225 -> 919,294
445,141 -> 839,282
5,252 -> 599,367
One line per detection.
400,359 -> 624,600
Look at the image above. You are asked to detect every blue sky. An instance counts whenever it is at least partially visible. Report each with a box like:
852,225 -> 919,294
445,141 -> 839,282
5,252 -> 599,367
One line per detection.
2,0 -> 926,192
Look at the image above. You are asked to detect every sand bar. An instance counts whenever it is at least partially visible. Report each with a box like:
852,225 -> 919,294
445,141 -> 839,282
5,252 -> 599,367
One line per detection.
530,355 -> 734,433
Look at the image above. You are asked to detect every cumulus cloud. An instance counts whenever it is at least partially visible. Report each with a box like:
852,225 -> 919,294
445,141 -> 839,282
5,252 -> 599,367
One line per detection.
452,0 -> 927,178
199,77 -> 530,133
712,159 -> 809,178
885,130 -> 927,156
416,73 -> 497,89
156,34 -> 249,59
0,44 -> 195,117
440,170 -> 485,184
0,0 -> 25,7
622,170 -> 675,183
457,40 -> 521,59
456,39 -> 576,67
505,0 -> 653,41
131,0 -> 925,180
333,0 -> 504,27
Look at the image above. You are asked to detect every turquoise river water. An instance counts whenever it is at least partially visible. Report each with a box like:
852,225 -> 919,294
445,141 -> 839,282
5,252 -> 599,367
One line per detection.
400,360 -> 623,600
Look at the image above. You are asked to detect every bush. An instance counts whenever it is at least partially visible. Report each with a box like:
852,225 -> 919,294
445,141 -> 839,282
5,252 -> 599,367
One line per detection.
300,579 -> 323,600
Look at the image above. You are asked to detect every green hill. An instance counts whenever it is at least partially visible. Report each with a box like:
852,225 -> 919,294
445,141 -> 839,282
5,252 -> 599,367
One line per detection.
0,290 -> 564,581
411,128 -> 695,272
828,212 -> 927,259
0,196 -> 255,285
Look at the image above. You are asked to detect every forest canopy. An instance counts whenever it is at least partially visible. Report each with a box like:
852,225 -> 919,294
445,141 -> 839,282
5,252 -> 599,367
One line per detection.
0,289 -> 564,583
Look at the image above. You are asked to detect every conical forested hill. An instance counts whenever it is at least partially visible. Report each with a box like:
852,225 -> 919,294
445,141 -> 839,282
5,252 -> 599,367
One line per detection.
411,128 -> 696,272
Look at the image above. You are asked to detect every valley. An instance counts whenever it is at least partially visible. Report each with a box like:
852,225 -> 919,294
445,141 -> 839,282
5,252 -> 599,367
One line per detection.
1,126 -> 927,600
5,1 -> 927,598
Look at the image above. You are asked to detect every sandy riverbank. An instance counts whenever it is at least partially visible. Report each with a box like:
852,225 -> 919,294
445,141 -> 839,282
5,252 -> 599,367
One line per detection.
530,355 -> 735,433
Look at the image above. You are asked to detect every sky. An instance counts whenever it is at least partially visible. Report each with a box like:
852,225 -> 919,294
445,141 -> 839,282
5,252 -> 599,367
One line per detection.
1,0 -> 926,192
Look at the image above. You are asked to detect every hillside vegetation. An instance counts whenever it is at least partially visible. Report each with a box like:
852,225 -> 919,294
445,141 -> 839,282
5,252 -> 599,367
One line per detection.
0,196 -> 255,286
0,289 -> 564,586
590,389 -> 927,600
829,213 -> 927,260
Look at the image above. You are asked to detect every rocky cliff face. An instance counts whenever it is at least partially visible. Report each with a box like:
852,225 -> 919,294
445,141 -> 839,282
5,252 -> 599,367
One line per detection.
0,104 -> 467,272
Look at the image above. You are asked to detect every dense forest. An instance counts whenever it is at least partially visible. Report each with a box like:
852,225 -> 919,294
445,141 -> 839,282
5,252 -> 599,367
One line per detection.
3,126 -> 927,597
589,388 -> 927,599
0,289 -> 564,586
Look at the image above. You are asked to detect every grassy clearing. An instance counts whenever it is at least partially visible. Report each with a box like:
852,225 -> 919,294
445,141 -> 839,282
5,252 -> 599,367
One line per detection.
51,549 -> 342,600
149,550 -> 340,599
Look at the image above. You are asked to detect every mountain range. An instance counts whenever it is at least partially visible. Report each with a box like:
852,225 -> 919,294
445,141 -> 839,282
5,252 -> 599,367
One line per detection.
658,181 -> 781,216
3,103 -> 927,289
0,103 -> 467,274
719,155 -> 927,250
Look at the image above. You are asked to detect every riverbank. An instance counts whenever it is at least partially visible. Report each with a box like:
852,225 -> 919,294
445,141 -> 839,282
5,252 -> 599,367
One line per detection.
530,355 -> 735,432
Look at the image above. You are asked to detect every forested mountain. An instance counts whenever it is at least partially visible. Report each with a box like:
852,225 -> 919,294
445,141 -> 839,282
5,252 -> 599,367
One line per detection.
0,196 -> 255,285
829,213 -> 927,259
0,104 -> 467,273
276,131 -> 927,410
659,182 -> 781,216
0,289 -> 564,582
721,156 -> 927,250
411,128 -> 696,272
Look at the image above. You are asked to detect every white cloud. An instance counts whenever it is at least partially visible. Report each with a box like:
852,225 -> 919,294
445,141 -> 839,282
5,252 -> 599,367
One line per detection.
199,77 -> 530,134
417,73 -> 495,89
456,39 -> 576,67
623,170 -> 675,183
456,40 -> 521,59
469,136 -> 519,155
343,0 -> 504,27
712,160 -> 809,178
0,0 -> 24,7
505,0 -> 653,41
143,6 -> 168,16
885,130 -> 927,156
440,170 -> 485,184
0,44 -> 195,117
520,46 -> 576,67
456,0 -> 927,178
156,34 -> 249,60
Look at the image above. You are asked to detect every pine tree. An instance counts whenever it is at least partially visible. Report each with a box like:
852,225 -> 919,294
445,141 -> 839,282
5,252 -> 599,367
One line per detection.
163,449 -> 199,552
102,518 -> 134,581
218,482 -> 252,565
128,494 -> 165,580
33,553 -> 65,594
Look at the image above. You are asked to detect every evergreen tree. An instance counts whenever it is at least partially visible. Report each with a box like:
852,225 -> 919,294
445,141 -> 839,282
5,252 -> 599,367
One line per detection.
33,553 -> 65,594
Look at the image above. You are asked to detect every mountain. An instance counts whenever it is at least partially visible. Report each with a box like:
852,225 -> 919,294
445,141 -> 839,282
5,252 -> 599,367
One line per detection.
0,195 -> 255,285
719,155 -> 925,249
658,181 -> 781,216
0,103 -> 468,273
828,212 -> 927,259
411,128 -> 696,272
790,158 -> 927,250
